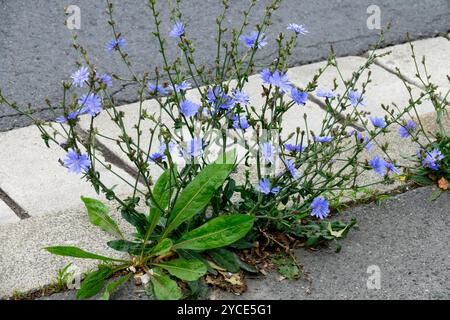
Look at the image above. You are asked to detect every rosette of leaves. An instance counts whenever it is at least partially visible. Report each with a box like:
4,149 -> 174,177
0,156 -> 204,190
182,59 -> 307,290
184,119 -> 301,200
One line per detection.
45,160 -> 255,300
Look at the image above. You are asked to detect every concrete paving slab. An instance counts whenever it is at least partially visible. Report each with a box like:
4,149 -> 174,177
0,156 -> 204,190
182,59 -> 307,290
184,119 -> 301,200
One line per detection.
0,201 -> 18,224
0,201 -> 134,298
287,56 -> 436,121
0,125 -> 137,219
373,37 -> 450,94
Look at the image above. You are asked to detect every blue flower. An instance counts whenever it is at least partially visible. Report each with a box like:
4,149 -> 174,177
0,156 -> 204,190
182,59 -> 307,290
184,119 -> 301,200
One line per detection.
261,68 -> 272,84
369,156 -> 387,175
148,152 -> 166,163
398,120 -> 417,138
148,82 -> 169,95
63,149 -> 91,174
97,73 -> 113,88
311,197 -> 329,220
207,87 -> 234,111
257,178 -> 280,195
232,115 -> 250,130
291,88 -> 308,105
106,38 -> 126,52
182,137 -> 203,158
68,110 -> 82,120
287,23 -> 308,35
368,156 -> 398,176
370,116 -> 386,129
269,70 -> 292,94
174,81 -> 192,93
78,93 -> 102,116
241,31 -> 267,49
158,140 -> 178,154
284,143 -> 304,153
169,22 -> 185,38
261,142 -> 276,164
56,116 -> 68,123
284,159 -> 299,179
351,130 -> 373,151
232,90 -> 250,106
421,149 -> 444,171
71,67 -> 89,88
315,136 -> 333,143
316,89 -> 337,99
179,100 -> 199,118
348,90 -> 366,107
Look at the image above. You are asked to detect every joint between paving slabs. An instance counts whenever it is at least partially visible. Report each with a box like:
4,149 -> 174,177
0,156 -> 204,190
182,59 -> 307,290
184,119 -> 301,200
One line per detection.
0,187 -> 30,219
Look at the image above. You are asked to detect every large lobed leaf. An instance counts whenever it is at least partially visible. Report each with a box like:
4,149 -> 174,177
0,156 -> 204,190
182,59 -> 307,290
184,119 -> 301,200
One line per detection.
81,197 -> 123,238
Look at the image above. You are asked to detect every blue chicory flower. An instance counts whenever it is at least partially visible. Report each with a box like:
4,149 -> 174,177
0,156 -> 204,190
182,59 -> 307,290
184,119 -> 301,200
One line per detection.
148,152 -> 166,163
241,31 -> 267,49
182,137 -> 203,158
180,100 -> 200,118
148,82 -> 169,95
284,143 -> 304,153
63,149 -> 91,174
311,197 -> 329,220
169,22 -> 185,38
78,93 -> 102,116
316,89 -> 337,99
232,90 -> 250,106
286,23 -> 308,35
260,68 -> 272,84
291,88 -> 308,105
370,116 -> 386,129
398,120 -> 417,139
232,115 -> 250,130
284,159 -> 299,179
207,87 -> 234,111
257,178 -> 280,195
348,90 -> 366,107
261,142 -> 276,164
71,67 -> 89,88
97,73 -> 113,88
267,70 -> 292,94
106,38 -> 126,52
421,149 -> 444,171
369,155 -> 398,176
315,136 -> 333,143
174,81 -> 192,93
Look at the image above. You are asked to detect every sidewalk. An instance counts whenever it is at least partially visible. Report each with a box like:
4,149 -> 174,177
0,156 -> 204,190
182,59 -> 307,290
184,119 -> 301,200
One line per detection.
1,36 -> 449,298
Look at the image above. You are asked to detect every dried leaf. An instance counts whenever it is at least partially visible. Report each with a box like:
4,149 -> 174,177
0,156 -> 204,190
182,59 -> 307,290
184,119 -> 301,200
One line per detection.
438,177 -> 448,190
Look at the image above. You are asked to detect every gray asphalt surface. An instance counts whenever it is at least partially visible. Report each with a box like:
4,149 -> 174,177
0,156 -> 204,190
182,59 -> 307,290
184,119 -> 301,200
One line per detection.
1,0 -> 449,131
39,186 -> 449,300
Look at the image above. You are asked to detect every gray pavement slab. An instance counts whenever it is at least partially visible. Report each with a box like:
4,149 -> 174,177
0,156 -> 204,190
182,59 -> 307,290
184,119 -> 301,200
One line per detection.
0,200 -> 18,224
1,0 -> 449,131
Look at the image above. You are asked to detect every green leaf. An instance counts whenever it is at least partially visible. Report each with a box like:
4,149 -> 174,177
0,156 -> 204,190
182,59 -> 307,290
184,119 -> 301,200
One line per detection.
410,174 -> 433,186
81,197 -> 122,238
77,266 -> 114,300
99,273 -> 132,300
173,215 -> 254,251
272,255 -> 299,280
145,168 -> 177,243
153,258 -> 207,281
208,248 -> 240,273
107,240 -> 149,255
45,246 -> 126,262
150,270 -> 183,300
163,163 -> 234,238
149,238 -> 173,257
429,189 -> 443,201
121,207 -> 148,236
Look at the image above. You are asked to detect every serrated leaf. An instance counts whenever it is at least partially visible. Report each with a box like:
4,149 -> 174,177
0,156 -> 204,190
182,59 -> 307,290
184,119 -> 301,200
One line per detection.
45,246 -> 126,262
81,197 -> 123,238
150,271 -> 182,300
107,240 -> 148,255
153,258 -> 207,281
162,163 -> 234,238
99,273 -> 132,300
173,215 -> 254,251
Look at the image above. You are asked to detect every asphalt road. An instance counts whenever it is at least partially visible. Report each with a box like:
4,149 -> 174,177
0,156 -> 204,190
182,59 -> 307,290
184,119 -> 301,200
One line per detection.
0,0 -> 449,131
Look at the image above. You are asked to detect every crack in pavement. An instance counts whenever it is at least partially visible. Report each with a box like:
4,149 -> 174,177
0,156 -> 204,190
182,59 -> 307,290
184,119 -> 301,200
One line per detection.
0,187 -> 30,220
